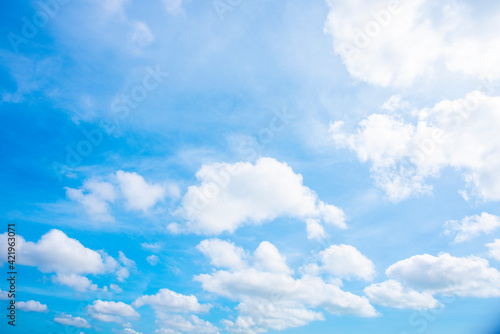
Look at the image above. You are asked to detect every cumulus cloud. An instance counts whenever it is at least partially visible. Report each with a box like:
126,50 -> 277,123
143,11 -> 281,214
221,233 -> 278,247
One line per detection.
364,280 -> 439,310
65,180 -> 117,222
54,314 -> 91,328
325,0 -> 500,86
17,300 -> 49,313
169,157 -> 346,237
116,171 -> 166,212
87,300 -> 139,325
331,91 -> 500,201
156,314 -> 219,334
0,229 -> 131,290
0,289 -> 8,300
147,255 -> 160,266
444,212 -> 500,243
132,289 -> 211,313
196,239 -> 248,271
195,239 -> 377,333
386,253 -> 500,297
487,239 -> 500,261
319,244 -> 375,281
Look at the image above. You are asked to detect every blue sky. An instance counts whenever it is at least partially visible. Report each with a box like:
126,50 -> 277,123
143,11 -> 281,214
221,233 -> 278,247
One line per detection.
2,0 -> 500,333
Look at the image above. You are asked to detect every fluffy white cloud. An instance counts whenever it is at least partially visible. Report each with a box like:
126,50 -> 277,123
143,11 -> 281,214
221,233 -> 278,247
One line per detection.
65,180 -> 117,222
17,300 -> 48,313
169,157 -> 346,237
319,244 -> 375,281
325,0 -> 500,86
156,314 -> 219,334
0,289 -> 8,300
487,239 -> 500,261
386,253 -> 500,297
196,239 -> 248,271
0,229 -> 132,290
331,91 -> 500,201
364,280 -> 439,310
147,255 -> 160,266
132,289 -> 211,313
116,171 -> 166,212
195,239 -> 377,333
88,300 -> 139,324
54,314 -> 91,328
444,212 -> 500,243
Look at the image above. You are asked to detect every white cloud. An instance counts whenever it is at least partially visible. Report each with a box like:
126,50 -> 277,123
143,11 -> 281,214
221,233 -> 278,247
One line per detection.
386,253 -> 500,297
325,0 -> 500,86
444,212 -> 500,243
155,314 -> 219,334
54,314 -> 91,328
305,219 -> 327,241
364,280 -> 439,310
65,180 -> 117,222
110,284 -> 123,293
195,239 -> 377,333
331,91 -> 500,201
380,95 -> 410,112
487,239 -> 500,261
129,21 -> 155,50
0,289 -> 8,300
161,0 -> 184,15
141,242 -> 162,252
0,229 -> 131,290
17,300 -> 48,313
319,244 -> 375,281
170,157 -> 346,236
196,239 -> 248,271
116,170 -> 166,212
132,289 -> 211,313
88,300 -> 139,324
147,255 -> 160,266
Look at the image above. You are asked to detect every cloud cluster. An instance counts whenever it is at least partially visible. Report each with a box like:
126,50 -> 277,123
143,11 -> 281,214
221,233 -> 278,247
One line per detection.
195,239 -> 377,333
325,0 -> 500,87
66,171 -> 168,222
444,212 -> 500,243
87,300 -> 140,325
169,157 -> 346,238
331,91 -> 500,201
54,314 -> 91,328
0,229 -> 133,291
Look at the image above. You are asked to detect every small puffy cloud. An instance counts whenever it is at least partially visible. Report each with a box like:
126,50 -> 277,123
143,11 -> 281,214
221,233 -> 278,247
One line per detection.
88,300 -> 140,324
116,171 -> 166,212
161,0 -> 184,15
364,280 -> 439,310
141,242 -> 162,252
380,95 -> 410,112
17,300 -> 49,313
54,314 -> 91,328
147,255 -> 159,266
132,289 -> 211,313
444,213 -> 500,243
331,92 -> 500,201
386,253 -> 500,297
0,229 -> 131,290
196,239 -> 248,271
171,157 -> 346,237
487,239 -> 500,261
65,180 -> 117,222
195,239 -> 377,333
325,0 -> 500,87
156,314 -> 219,334
319,244 -> 375,281
110,284 -> 123,293
0,289 -> 9,300
129,21 -> 155,49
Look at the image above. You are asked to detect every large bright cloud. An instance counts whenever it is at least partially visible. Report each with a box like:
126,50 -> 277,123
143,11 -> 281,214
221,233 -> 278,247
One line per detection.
132,289 -> 211,313
0,229 -> 132,291
87,300 -> 140,325
386,253 -> 500,297
331,91 -> 500,201
319,244 -> 375,281
444,212 -> 500,243
169,157 -> 346,237
325,0 -> 500,86
364,279 -> 439,310
194,239 -> 377,333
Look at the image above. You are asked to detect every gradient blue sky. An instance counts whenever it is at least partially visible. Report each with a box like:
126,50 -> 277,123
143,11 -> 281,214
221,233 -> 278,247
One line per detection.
2,1 -> 500,334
